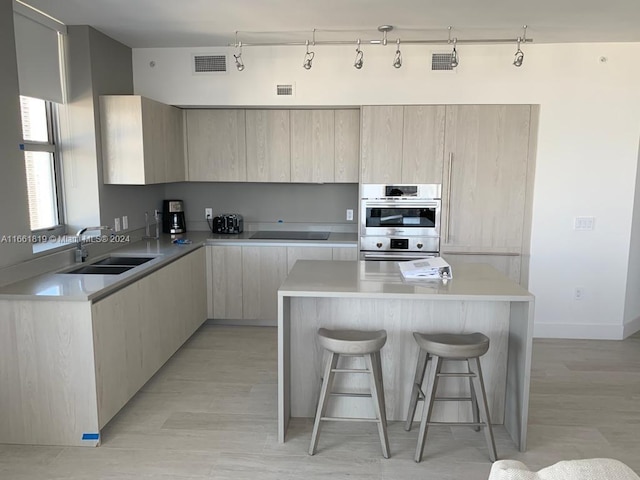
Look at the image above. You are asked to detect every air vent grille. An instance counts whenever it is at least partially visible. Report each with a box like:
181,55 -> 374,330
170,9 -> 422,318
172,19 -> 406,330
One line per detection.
193,55 -> 227,73
431,53 -> 455,71
277,84 -> 294,96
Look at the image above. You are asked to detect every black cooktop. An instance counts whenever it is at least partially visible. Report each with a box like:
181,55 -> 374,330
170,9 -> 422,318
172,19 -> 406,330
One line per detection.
250,231 -> 331,240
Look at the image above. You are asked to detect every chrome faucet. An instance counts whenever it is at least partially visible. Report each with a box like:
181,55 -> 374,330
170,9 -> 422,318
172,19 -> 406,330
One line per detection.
75,226 -> 112,263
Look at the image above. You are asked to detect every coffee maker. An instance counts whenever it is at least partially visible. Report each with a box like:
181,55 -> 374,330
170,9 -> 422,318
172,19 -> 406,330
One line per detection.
162,199 -> 187,234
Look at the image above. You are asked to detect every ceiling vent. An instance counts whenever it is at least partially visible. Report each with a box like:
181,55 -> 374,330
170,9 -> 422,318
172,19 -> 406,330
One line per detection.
192,54 -> 227,74
431,53 -> 455,71
276,84 -> 294,96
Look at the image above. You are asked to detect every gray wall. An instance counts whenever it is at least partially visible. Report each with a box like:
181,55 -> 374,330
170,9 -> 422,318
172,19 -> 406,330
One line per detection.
0,0 -> 32,268
163,182 -> 359,230
60,26 -> 164,233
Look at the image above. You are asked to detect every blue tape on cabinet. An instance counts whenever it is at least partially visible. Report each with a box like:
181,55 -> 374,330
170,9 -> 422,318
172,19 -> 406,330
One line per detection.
82,433 -> 100,440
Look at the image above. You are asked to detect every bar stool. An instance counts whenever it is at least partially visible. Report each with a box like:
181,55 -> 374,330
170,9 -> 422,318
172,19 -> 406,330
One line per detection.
309,328 -> 390,458
405,332 -> 497,463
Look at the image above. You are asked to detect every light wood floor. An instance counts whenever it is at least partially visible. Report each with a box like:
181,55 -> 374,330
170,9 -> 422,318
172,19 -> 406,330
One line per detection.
1,325 -> 638,479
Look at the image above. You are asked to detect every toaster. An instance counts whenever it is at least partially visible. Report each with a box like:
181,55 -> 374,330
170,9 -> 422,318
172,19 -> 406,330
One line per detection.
213,214 -> 244,234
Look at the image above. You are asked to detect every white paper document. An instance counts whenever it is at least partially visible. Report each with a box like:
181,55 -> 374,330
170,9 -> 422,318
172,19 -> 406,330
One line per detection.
398,257 -> 453,280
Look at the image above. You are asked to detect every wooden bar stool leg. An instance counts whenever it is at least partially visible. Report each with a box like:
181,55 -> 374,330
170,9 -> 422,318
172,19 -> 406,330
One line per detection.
415,355 -> 442,463
365,353 -> 390,458
468,359 -> 480,432
373,351 -> 388,426
469,357 -> 497,462
405,349 -> 428,431
309,352 -> 339,455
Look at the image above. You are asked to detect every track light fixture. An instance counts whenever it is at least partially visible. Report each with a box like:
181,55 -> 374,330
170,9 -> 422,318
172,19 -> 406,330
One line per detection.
354,39 -> 364,69
513,25 -> 527,67
230,26 -> 533,71
303,40 -> 315,70
233,32 -> 245,71
393,39 -> 402,68
448,26 -> 459,68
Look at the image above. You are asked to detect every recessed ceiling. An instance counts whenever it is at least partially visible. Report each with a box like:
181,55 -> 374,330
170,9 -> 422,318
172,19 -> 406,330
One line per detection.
22,0 -> 640,48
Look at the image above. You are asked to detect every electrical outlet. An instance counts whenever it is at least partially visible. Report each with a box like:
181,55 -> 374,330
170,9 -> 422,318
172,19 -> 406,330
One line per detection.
205,208 -> 213,219
574,287 -> 584,300
346,209 -> 354,221
122,215 -> 128,230
114,217 -> 121,232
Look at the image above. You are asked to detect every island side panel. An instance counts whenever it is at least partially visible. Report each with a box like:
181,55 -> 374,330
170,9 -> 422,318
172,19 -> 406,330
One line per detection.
504,300 -> 535,451
289,297 -> 510,424
278,294 -> 291,443
0,300 -> 99,447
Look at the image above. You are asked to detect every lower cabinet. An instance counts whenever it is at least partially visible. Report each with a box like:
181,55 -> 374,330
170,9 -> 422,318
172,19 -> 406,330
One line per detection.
207,244 -> 358,323
441,253 -> 522,285
92,248 -> 207,428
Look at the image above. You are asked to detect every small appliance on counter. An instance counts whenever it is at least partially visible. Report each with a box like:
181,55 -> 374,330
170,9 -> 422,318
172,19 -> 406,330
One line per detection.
213,214 -> 243,234
162,199 -> 187,234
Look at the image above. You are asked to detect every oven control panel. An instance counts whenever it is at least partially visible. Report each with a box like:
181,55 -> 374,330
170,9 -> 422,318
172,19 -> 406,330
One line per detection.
360,236 -> 440,253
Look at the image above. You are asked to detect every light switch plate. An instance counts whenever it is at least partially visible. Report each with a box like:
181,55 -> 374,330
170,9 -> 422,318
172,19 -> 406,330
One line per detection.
114,217 -> 121,232
122,215 -> 128,230
346,209 -> 354,221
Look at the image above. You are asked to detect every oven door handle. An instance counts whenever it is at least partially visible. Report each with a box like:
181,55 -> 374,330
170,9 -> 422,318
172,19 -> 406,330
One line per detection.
361,253 -> 438,262
364,201 -> 440,208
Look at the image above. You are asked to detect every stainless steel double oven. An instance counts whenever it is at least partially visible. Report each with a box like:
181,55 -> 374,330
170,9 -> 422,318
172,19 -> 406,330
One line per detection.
359,184 -> 441,261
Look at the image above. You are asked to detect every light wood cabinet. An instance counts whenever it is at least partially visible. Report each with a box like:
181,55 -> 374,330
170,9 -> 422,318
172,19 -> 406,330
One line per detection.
334,109 -> 360,182
92,248 -> 206,428
442,253 -> 522,285
360,106 -> 403,183
100,95 -> 185,185
241,246 -> 288,320
332,246 -> 359,261
246,110 -> 291,182
291,110 -> 334,183
209,245 -> 243,319
442,105 -> 532,252
185,109 -> 247,181
207,244 -> 358,323
360,105 -> 446,184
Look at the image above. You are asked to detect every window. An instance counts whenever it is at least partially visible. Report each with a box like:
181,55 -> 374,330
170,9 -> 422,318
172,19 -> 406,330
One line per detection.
19,95 -> 64,235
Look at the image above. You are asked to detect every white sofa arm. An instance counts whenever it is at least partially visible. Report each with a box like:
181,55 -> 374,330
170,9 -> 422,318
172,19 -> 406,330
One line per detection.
488,459 -> 639,480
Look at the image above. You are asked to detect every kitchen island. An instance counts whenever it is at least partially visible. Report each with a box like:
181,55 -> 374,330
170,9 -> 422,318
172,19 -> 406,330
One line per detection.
277,260 -> 535,450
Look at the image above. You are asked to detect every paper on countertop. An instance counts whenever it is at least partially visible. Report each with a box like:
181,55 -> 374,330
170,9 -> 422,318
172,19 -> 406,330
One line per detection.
398,257 -> 452,280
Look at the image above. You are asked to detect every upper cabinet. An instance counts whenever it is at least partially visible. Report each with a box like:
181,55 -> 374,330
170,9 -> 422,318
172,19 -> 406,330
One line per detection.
100,95 -> 185,185
185,108 -> 360,183
246,110 -> 291,182
442,105 -> 533,252
186,109 -> 247,182
360,105 -> 445,184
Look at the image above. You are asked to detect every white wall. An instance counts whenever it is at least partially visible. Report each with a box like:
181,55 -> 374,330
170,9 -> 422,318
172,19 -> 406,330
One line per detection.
133,42 -> 640,339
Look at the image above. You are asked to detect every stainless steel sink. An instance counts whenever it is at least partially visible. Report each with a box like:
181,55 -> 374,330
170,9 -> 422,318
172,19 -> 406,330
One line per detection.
91,256 -> 155,266
64,265 -> 135,275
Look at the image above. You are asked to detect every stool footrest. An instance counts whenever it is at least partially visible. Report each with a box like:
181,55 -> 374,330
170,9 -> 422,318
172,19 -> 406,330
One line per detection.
331,368 -> 369,373
436,372 -> 475,378
329,392 -> 372,398
427,421 -> 486,427
321,416 -> 380,423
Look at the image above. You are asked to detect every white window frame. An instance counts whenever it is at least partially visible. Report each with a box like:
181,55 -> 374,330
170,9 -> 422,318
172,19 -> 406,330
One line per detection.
20,97 -> 66,238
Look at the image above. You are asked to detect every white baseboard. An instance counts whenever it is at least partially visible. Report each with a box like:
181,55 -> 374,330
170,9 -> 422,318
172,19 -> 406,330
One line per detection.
623,316 -> 640,338
534,322 -> 625,340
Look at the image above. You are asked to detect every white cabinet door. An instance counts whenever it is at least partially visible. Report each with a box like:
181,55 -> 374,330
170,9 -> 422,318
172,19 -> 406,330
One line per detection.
242,246 -> 288,321
360,106 -> 404,183
186,109 -> 247,181
401,105 -> 446,184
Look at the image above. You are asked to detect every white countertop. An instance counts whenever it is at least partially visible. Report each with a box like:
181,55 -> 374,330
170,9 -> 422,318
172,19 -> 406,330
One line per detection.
0,231 -> 358,301
280,260 -> 534,301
